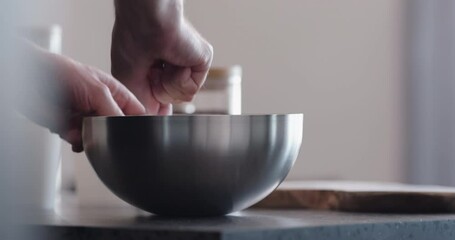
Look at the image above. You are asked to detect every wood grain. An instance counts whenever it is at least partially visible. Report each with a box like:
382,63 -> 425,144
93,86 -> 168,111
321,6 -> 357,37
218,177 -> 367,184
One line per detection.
252,181 -> 455,213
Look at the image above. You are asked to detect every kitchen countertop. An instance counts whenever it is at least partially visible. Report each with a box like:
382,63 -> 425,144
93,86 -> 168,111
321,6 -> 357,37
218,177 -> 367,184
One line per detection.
26,198 -> 455,240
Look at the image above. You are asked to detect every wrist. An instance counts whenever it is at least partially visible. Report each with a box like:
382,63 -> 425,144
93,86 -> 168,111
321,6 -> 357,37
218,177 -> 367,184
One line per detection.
114,0 -> 184,34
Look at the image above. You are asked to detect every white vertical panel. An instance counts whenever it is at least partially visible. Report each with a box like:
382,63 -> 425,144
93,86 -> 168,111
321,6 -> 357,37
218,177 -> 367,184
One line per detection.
408,0 -> 455,185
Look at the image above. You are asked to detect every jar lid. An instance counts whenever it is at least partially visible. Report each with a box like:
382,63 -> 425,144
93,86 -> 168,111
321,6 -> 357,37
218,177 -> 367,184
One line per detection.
202,65 -> 242,90
207,65 -> 242,80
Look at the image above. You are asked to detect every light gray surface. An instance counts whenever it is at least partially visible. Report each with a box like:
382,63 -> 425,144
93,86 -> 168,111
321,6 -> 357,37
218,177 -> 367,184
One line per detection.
29,204 -> 455,240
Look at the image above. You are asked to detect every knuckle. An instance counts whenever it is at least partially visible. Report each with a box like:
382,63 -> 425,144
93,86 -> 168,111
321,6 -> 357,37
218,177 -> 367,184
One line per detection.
198,41 -> 213,65
93,83 -> 111,98
205,43 -> 214,61
84,65 -> 98,78
208,43 -> 214,55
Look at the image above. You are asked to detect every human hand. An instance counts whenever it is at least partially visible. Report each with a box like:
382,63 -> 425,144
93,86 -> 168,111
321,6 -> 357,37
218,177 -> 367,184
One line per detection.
111,0 -> 213,114
22,47 -> 145,152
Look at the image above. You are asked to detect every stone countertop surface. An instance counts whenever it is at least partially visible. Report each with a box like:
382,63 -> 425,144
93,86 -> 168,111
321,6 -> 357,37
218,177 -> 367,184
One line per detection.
26,200 -> 455,240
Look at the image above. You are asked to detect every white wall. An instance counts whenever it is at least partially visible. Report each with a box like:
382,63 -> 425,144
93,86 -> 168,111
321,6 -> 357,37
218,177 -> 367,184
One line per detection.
26,0 -> 406,182
187,0 -> 406,182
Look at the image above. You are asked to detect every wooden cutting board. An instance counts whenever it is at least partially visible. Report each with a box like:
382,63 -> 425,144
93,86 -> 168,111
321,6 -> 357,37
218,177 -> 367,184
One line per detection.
252,181 -> 455,213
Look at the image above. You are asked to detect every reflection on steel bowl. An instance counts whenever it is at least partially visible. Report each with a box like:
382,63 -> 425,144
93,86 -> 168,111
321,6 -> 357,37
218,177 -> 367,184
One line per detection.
83,114 -> 303,216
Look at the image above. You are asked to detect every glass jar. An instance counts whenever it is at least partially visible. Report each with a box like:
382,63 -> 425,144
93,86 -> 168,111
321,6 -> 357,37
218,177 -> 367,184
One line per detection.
174,65 -> 242,115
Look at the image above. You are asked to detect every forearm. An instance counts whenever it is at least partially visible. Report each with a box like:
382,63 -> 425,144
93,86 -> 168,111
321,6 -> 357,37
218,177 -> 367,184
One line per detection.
14,41 -> 67,133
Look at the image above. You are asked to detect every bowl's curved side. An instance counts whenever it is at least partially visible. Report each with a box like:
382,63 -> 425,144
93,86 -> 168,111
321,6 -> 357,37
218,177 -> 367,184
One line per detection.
82,114 -> 304,216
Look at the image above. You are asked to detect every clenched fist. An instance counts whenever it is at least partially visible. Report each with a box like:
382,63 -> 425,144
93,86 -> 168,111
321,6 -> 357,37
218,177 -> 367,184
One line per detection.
111,0 -> 213,114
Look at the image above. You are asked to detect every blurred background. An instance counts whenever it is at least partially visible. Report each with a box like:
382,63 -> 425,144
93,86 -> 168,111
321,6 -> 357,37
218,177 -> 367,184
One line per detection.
6,0 -> 455,207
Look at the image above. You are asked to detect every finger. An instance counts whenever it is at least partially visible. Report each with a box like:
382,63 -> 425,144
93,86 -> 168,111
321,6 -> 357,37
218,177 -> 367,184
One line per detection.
63,128 -> 83,153
162,65 -> 198,102
97,71 -> 146,115
190,62 -> 211,89
188,41 -> 213,88
72,145 -> 83,153
149,69 -> 175,105
90,83 -> 125,116
118,87 -> 147,115
158,103 -> 172,116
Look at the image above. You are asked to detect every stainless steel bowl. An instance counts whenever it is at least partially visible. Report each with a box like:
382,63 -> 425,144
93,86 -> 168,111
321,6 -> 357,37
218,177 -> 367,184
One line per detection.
83,114 -> 303,216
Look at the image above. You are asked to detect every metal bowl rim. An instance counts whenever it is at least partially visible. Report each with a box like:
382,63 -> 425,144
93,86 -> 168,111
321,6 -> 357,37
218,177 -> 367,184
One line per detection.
85,113 -> 304,120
